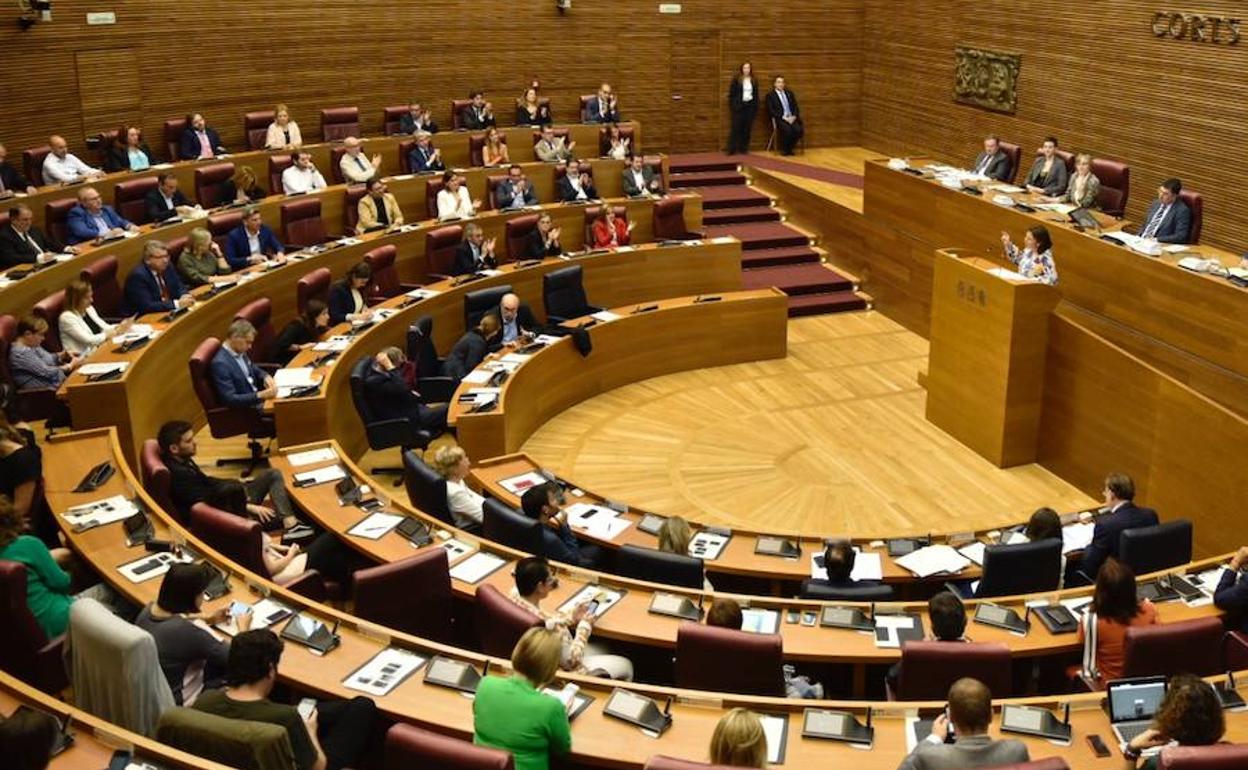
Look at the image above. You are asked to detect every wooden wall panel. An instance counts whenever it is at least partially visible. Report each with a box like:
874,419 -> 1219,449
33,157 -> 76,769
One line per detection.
861,0 -> 1248,249
0,1 -> 862,157
75,49 -> 142,133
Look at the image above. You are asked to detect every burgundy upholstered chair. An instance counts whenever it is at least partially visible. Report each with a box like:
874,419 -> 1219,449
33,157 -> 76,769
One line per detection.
187,503 -> 328,600
584,204 -> 626,243
504,214 -> 540,262
243,110 -> 275,151
343,185 -> 367,235
1123,616 -> 1224,679
468,133 -> 500,167
280,197 -> 327,248
1158,745 -> 1248,770
163,117 -> 188,161
424,177 -> 446,219
532,127 -> 570,148
268,154 -> 295,196
113,177 -> 159,225
424,225 -> 463,280
449,99 -> 473,131
579,94 -> 596,122
1091,158 -> 1130,217
1178,189 -> 1204,244
79,256 -> 123,319
675,623 -> 785,696
23,145 -> 51,187
0,315 -> 63,423
296,267 -> 331,314
44,198 -> 77,247
208,211 -> 244,252
653,196 -> 698,240
320,107 -> 360,142
599,125 -> 636,156
188,337 -> 274,472
31,291 -> 66,353
998,140 -> 1022,184
381,106 -> 408,136
397,139 -> 416,175
485,174 -> 508,210
194,162 -> 236,208
233,298 -> 278,367
363,244 -> 416,299
474,584 -> 540,658
384,724 -> 513,770
353,549 -> 453,642
895,641 -> 1012,700
0,560 -> 69,693
329,146 -> 348,185
139,439 -> 176,519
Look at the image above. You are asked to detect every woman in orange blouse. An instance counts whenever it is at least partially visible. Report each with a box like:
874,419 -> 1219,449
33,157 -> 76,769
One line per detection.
591,208 -> 632,248
1078,558 -> 1159,687
482,127 -> 510,167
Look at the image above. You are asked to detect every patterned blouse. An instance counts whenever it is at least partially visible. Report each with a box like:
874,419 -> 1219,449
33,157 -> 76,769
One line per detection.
1005,243 -> 1059,285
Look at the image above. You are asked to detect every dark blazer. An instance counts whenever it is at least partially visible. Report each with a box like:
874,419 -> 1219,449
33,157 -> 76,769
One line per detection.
103,143 -> 154,173
515,104 -> 551,126
1080,502 -> 1160,581
451,241 -> 495,276
224,224 -> 283,270
121,262 -> 185,316
0,225 -> 61,267
1215,569 -> 1248,634
217,179 -> 266,205
273,320 -> 317,367
622,166 -> 660,197
494,178 -> 538,209
1138,198 -> 1192,244
398,114 -> 438,135
557,175 -> 598,202
484,303 -> 539,351
362,365 -> 429,427
729,77 -> 760,112
585,98 -> 620,124
525,229 -> 560,260
165,454 -> 219,521
327,281 -> 365,325
541,520 -> 596,567
145,187 -> 191,223
209,345 -> 266,408
766,89 -> 801,121
972,150 -> 1012,182
178,126 -> 224,160
460,106 -> 495,131
66,204 -> 132,244
1024,156 -> 1069,197
1,160 -> 33,191
443,329 -> 490,382
407,145 -> 444,174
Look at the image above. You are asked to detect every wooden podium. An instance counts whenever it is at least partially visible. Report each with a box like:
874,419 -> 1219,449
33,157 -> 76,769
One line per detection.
925,249 -> 1059,467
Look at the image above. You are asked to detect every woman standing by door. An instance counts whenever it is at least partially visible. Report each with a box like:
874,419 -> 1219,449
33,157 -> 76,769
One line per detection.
727,62 -> 759,155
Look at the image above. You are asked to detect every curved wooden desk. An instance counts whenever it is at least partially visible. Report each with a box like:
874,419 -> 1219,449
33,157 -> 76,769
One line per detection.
60,190 -> 703,462
1,154 -> 655,320
8,121 -> 643,231
40,428 -> 1248,769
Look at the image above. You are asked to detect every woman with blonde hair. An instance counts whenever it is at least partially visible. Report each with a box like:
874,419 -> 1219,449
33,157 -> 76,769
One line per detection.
473,627 -> 571,770
59,279 -> 132,356
264,103 -> 303,150
433,445 -> 484,529
482,127 -> 510,167
176,228 -> 231,287
218,165 -> 266,205
658,515 -> 713,590
516,86 -> 551,126
710,708 -> 768,768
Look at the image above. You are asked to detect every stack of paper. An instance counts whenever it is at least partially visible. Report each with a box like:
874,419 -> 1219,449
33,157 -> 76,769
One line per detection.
958,541 -> 988,566
78,362 -> 128,377
293,464 -> 347,486
987,267 -> 1032,282
499,471 -> 547,495
591,311 -> 622,323
313,337 -> 352,352
460,369 -> 495,385
464,388 -> 499,406
449,551 -> 506,584
287,446 -> 337,467
1061,522 -> 1095,554
275,368 -> 319,397
62,495 -> 140,529
894,544 -> 971,578
565,503 -> 631,540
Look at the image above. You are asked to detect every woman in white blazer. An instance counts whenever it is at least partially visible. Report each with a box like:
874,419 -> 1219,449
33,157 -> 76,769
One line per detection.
59,279 -> 132,356
264,104 -> 303,150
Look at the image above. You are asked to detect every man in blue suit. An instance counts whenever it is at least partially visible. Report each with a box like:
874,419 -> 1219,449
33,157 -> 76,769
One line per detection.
178,112 -> 225,161
66,186 -> 138,244
1136,178 -> 1192,244
1214,546 -> 1248,633
224,207 -> 286,270
210,319 -> 276,409
520,482 -> 603,569
585,83 -> 620,123
121,240 -> 193,316
1078,473 -> 1159,582
407,131 -> 444,174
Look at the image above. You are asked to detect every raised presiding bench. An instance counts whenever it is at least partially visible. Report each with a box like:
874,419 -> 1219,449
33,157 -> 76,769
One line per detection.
273,240 -> 746,453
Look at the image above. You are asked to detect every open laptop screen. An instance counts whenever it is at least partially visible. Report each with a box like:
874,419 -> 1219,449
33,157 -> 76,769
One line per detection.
1108,677 -> 1167,723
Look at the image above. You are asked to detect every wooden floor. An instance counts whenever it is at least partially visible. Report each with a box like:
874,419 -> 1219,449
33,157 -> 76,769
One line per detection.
523,311 -> 1096,538
747,147 -> 879,213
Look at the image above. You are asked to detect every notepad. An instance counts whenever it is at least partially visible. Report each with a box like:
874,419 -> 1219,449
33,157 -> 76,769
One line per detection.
565,503 -> 630,540
460,369 -> 494,384
118,550 -> 193,583
894,544 -> 970,578
449,551 -> 506,584
347,512 -> 405,540
63,495 -> 139,529
760,714 -> 789,764
275,368 -> 317,388
741,607 -> 780,635
499,471 -> 547,495
286,447 -> 338,467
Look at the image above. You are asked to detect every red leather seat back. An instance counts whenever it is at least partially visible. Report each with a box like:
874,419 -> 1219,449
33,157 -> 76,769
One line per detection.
474,584 -> 540,658
195,162 -> 236,208
343,185 -> 367,234
384,723 -> 514,770
31,291 -> 66,353
281,197 -> 327,248
485,174 -> 507,210
163,117 -> 188,161
188,503 -> 268,577
320,107 -> 360,142
998,141 -> 1022,184
468,134 -> 487,167
1159,744 -> 1248,770
382,106 -> 407,136
599,126 -> 636,156
1091,158 -> 1130,216
584,205 -> 627,243
329,147 -> 348,185
0,211 -> 8,231
363,244 -> 399,298
425,225 -> 463,276
0,560 -> 60,690
653,197 -> 688,240
644,759 -> 754,770
79,256 -> 121,318
425,178 -> 445,219
449,99 -> 472,131
243,110 -> 275,150
353,549 -> 453,643
398,140 -> 416,175
114,177 -> 159,225
579,94 -> 595,121
296,268 -> 331,314
504,214 -> 540,262
24,145 -> 51,187
268,155 -> 295,196
165,236 -> 189,262
1123,616 -> 1224,679
897,641 -> 1013,700
1178,189 -> 1203,244
45,198 -> 77,247
208,211 -> 244,252
139,439 -> 177,519
233,298 -> 275,365
675,622 -> 784,696
189,336 -> 266,439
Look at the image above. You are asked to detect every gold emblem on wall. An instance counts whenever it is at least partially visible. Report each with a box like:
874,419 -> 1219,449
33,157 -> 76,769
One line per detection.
953,47 -> 1021,114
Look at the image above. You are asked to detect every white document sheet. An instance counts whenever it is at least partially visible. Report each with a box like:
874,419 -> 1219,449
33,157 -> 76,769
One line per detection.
760,714 -> 788,764
741,608 -> 779,635
293,464 -> 347,486
1061,522 -> 1096,554
958,541 -> 988,566
449,551 -> 506,584
556,584 -> 625,619
499,471 -> 547,495
287,447 -> 338,467
347,512 -> 405,540
343,648 -> 427,697
894,544 -> 971,578
78,362 -> 128,376
63,495 -> 139,528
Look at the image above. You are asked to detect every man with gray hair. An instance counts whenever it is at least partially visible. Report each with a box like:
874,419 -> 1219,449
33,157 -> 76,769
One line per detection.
209,319 -> 277,409
362,346 -> 448,434
339,136 -> 382,184
121,239 -> 193,315
451,222 -> 496,275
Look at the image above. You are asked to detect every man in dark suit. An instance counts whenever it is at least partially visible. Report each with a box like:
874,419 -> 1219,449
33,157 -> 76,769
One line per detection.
144,173 -> 193,223
585,83 -> 621,124
1214,546 -> 1248,633
525,213 -> 562,259
485,292 -> 539,350
897,678 -> 1029,770
224,207 -> 285,270
0,204 -> 68,267
494,164 -> 538,210
1078,473 -> 1159,582
407,131 -> 444,174
398,102 -> 438,135
178,112 -> 225,160
0,142 -> 37,195
971,135 -> 1012,182
122,240 -> 193,316
362,347 -> 447,434
766,76 -> 804,156
451,223 -> 497,276
520,482 -> 603,568
558,160 -> 598,202
1136,178 -> 1192,244
443,315 -> 500,382
807,539 -> 886,595
621,154 -> 662,197
210,319 -> 276,409
460,91 -> 496,130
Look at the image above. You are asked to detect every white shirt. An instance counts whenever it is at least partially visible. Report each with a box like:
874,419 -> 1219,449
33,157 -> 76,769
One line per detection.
567,175 -> 586,200
339,152 -> 376,184
58,306 -> 115,356
281,165 -> 327,195
631,169 -> 647,191
43,152 -> 99,184
437,187 -> 474,220
446,478 -> 484,528
246,229 -> 262,256
742,79 -> 754,102
264,121 -> 302,149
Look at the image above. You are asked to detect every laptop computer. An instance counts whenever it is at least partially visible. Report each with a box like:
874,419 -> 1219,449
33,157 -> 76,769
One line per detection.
1107,676 -> 1167,746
